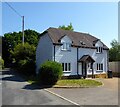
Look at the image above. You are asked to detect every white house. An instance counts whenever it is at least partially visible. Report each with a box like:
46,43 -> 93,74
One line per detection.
36,27 -> 109,78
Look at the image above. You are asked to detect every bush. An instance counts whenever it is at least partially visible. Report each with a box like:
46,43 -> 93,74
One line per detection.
38,61 -> 63,85
0,58 -> 4,69
18,59 -> 36,76
11,43 -> 36,75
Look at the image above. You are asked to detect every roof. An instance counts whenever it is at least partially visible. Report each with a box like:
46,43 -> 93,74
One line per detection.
78,55 -> 95,62
40,27 -> 109,50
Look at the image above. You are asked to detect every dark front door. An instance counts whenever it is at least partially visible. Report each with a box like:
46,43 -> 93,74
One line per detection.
82,62 -> 87,77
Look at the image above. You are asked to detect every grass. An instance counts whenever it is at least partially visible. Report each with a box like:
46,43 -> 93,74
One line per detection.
55,79 -> 102,87
26,75 -> 102,88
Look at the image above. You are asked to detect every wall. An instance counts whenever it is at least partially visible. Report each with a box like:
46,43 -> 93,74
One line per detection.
109,61 -> 120,73
36,33 -> 53,73
54,36 -> 77,76
78,40 -> 108,75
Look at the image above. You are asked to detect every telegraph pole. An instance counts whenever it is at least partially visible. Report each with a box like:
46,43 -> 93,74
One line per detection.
22,16 -> 24,45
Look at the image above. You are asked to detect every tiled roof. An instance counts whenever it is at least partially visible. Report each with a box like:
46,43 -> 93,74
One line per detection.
40,27 -> 109,50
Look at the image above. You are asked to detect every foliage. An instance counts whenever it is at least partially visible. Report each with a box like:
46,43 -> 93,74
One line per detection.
2,29 -> 40,67
11,43 -> 36,75
0,58 -> 4,69
58,23 -> 74,31
38,61 -> 63,85
109,39 -> 120,61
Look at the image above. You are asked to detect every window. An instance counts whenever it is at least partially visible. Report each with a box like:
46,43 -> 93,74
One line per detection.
62,63 -> 71,71
62,63 -> 64,71
88,63 -> 92,69
97,63 -> 103,71
65,63 -> 67,71
68,63 -> 71,71
61,42 -> 71,51
96,47 -> 103,53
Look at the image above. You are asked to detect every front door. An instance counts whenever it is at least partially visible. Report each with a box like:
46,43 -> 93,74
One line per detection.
82,62 -> 87,77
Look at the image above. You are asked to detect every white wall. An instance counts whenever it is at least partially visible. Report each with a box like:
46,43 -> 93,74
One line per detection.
54,46 -> 77,76
78,40 -> 108,75
36,33 -> 53,73
54,36 -> 77,76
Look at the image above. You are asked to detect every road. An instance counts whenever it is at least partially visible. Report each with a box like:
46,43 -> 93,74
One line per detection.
48,78 -> 118,105
1,69 -> 73,105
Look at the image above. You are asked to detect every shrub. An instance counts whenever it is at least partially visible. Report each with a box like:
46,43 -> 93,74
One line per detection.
18,59 -> 36,76
11,43 -> 36,75
0,58 -> 4,69
38,61 -> 63,85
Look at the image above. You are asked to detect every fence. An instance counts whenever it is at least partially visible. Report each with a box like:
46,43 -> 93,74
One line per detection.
109,61 -> 120,77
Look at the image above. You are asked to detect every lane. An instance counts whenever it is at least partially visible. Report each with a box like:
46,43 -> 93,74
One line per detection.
2,69 -> 73,105
48,78 -> 118,105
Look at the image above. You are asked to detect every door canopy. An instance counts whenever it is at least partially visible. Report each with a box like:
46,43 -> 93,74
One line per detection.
78,55 -> 95,63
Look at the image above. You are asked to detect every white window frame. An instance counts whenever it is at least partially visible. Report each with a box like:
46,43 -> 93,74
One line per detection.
96,47 -> 103,53
96,63 -> 103,72
62,63 -> 71,73
61,42 -> 71,51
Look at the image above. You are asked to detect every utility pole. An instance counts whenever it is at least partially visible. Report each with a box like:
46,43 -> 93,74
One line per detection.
22,16 -> 24,45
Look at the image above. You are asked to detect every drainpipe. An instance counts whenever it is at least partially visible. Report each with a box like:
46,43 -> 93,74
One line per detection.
77,48 -> 79,76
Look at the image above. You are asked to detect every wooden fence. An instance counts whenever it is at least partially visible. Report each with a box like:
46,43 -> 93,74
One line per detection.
109,61 -> 120,77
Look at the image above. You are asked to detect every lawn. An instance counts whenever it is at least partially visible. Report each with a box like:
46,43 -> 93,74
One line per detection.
55,79 -> 102,88
27,76 -> 103,88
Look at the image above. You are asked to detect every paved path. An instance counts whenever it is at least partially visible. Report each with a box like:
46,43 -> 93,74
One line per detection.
1,69 -> 73,105
48,78 -> 118,105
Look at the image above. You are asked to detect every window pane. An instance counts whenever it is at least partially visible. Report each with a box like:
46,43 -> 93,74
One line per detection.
63,43 -> 65,49
65,63 -> 67,71
68,63 -> 71,71
62,63 -> 64,71
97,63 -> 98,70
99,47 -> 101,53
99,64 -> 101,70
101,47 -> 103,53
101,64 -> 103,70
97,47 -> 99,52
90,63 -> 92,69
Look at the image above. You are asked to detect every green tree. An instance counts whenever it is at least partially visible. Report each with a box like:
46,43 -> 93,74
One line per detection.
11,43 -> 36,75
109,39 -> 120,61
2,29 -> 40,67
58,23 -> 74,31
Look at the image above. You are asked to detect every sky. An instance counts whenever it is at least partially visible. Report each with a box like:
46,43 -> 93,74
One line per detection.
2,2 -> 118,48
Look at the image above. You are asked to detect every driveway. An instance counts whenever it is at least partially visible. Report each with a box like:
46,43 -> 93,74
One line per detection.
1,68 -> 73,105
48,78 -> 118,105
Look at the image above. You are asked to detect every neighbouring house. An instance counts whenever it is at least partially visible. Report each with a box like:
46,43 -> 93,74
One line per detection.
36,27 -> 109,78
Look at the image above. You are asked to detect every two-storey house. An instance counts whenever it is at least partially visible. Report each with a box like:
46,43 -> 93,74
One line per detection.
36,27 -> 109,78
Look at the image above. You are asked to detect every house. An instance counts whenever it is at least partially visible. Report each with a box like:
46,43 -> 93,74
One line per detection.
36,27 -> 109,78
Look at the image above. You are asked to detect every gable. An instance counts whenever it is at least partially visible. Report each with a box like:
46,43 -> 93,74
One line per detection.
95,40 -> 104,47
60,35 -> 72,43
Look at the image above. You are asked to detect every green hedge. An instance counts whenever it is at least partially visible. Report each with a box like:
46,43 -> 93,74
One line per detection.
38,61 -> 63,85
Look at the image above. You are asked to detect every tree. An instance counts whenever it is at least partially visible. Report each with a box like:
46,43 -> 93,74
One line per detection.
11,43 -> 36,75
109,39 -> 120,61
58,23 -> 74,31
2,29 -> 40,67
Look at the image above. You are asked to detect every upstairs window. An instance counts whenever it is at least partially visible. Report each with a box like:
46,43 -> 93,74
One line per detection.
62,42 -> 71,51
96,47 -> 103,53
